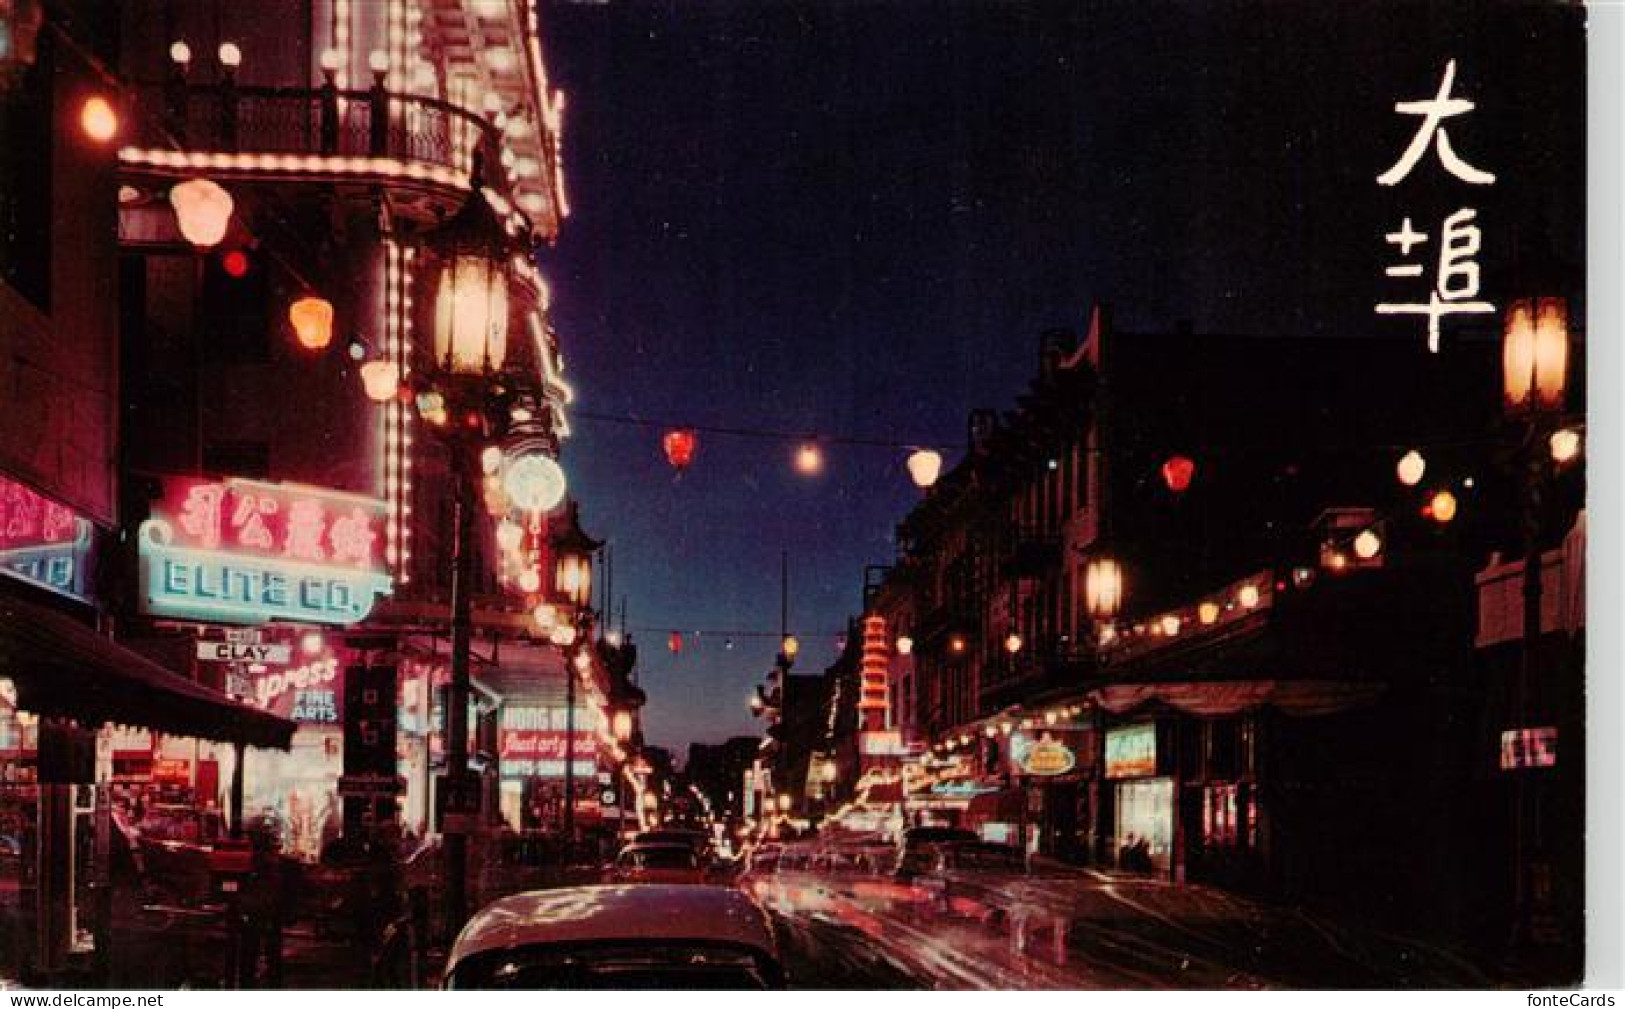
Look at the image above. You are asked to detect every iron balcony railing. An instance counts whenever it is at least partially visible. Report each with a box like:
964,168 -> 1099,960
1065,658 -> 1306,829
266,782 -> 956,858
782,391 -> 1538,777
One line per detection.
134,79 -> 498,181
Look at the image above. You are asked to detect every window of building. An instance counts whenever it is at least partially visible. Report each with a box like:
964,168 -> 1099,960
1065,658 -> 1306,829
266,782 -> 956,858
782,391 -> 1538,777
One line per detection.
1202,783 -> 1240,847
0,35 -> 53,310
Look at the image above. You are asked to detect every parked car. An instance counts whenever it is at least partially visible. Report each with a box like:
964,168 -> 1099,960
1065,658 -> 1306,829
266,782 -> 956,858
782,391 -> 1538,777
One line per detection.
894,825 -> 978,879
630,828 -> 712,859
610,842 -> 706,885
131,805 -> 251,906
910,841 -> 1030,917
444,884 -> 785,989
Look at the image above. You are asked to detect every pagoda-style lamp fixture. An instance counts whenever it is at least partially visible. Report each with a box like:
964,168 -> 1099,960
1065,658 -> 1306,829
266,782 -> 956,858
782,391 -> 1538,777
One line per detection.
550,501 -> 600,612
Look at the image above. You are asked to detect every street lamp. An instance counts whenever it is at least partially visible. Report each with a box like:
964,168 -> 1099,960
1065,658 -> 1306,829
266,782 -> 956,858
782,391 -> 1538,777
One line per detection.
1501,294 -> 1570,948
1085,556 -> 1123,646
410,153 -> 522,939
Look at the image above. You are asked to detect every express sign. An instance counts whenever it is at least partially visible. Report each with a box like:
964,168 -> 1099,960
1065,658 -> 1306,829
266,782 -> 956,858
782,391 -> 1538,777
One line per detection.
138,477 -> 391,626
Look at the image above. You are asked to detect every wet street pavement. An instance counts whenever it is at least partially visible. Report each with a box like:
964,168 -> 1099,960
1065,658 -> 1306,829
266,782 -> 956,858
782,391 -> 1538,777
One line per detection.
750,867 -> 1493,990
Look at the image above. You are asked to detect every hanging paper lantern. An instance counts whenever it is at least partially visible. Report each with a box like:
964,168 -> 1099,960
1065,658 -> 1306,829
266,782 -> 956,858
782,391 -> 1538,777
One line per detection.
288,295 -> 334,350
359,360 -> 400,402
1161,455 -> 1196,493
668,631 -> 683,654
170,179 -> 234,248
221,249 -> 250,278
663,429 -> 698,471
1425,490 -> 1458,523
906,449 -> 943,489
1396,450 -> 1426,487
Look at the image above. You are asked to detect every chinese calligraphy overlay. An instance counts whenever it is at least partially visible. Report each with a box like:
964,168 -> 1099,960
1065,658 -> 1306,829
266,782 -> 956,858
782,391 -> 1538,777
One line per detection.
1374,59 -> 1497,352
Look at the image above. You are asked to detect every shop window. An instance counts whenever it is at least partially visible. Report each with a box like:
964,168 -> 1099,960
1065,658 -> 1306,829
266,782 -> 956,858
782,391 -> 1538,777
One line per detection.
1203,782 -> 1239,847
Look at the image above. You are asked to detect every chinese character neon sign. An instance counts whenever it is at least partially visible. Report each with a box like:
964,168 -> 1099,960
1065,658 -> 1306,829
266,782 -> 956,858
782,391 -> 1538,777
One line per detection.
0,473 -> 93,602
138,477 -> 392,626
1374,59 -> 1496,352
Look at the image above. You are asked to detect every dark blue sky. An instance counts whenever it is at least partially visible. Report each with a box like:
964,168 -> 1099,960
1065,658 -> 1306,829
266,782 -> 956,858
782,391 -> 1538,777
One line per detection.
537,1 -> 1583,753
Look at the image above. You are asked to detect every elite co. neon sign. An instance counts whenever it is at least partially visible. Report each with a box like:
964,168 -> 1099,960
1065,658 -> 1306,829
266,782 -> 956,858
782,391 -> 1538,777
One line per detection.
138,477 -> 392,626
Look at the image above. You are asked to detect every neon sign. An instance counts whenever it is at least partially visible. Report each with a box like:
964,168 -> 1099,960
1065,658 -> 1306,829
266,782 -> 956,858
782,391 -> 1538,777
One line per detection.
138,477 -> 391,626
0,474 -> 93,602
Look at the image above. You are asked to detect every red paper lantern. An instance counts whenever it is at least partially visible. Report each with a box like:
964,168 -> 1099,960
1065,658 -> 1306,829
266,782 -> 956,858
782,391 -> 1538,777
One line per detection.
663,429 -> 698,471
1161,455 -> 1196,493
221,249 -> 250,278
668,631 -> 684,654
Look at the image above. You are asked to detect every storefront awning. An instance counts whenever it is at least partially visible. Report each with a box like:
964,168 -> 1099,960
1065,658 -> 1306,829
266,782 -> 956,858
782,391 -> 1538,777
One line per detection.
1087,679 -> 1384,719
0,592 -> 294,749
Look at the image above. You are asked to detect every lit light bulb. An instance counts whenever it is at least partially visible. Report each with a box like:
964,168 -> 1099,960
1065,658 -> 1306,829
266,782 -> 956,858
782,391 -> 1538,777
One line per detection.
480,445 -> 504,475
1396,450 -> 1426,487
1004,632 -> 1023,654
1160,615 -> 1181,637
794,443 -> 824,476
518,568 -> 540,593
496,519 -> 523,551
1353,529 -> 1382,560
1238,585 -> 1261,609
1198,602 -> 1220,625
300,631 -> 324,656
79,96 -> 119,142
217,42 -> 241,68
895,635 -> 914,656
1427,490 -> 1458,523
170,41 -> 193,65
1549,428 -> 1581,464
532,602 -> 557,630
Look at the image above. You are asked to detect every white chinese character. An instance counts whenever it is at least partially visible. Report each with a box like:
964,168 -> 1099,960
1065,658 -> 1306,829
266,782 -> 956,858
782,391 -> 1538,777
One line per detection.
178,484 -> 226,549
1377,60 -> 1496,186
1376,207 -> 1495,352
231,492 -> 278,550
329,507 -> 377,568
284,499 -> 327,561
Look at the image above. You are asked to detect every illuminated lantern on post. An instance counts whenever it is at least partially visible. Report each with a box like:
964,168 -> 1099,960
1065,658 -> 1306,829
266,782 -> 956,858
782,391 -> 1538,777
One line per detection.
1502,297 -> 1569,415
432,159 -> 510,376
549,500 -> 599,610
662,429 -> 698,471
289,295 -> 335,351
1084,557 -> 1124,621
169,179 -> 234,248
1161,455 -> 1196,493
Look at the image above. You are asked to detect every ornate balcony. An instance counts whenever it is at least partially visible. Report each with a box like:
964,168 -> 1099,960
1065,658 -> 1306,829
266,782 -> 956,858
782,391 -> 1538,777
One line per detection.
118,80 -> 528,227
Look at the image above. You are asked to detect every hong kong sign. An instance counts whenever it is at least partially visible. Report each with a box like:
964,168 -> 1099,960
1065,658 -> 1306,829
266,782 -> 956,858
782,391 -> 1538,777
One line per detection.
138,477 -> 391,626
0,473 -> 94,603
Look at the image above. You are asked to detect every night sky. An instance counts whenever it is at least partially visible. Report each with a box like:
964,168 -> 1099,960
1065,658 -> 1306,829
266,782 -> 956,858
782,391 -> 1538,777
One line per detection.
537,0 -> 1584,754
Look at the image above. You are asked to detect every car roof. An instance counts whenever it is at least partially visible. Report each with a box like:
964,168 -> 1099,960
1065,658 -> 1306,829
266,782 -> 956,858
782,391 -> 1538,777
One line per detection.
448,885 -> 777,968
619,842 -> 697,855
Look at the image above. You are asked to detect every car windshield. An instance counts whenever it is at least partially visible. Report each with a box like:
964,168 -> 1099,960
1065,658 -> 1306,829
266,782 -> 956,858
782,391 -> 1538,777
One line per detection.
904,828 -> 977,847
943,845 -> 1026,871
620,847 -> 698,870
449,942 -> 778,989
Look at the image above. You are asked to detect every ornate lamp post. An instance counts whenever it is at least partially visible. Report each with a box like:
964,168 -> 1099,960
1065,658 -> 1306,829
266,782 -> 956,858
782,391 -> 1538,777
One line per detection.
549,503 -> 599,852
1501,295 -> 1570,948
409,152 -> 519,937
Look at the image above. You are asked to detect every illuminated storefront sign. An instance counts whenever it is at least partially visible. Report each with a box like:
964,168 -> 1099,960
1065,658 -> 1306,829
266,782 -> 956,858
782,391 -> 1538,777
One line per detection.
1105,724 -> 1157,779
499,705 -> 597,779
138,477 -> 391,626
1500,727 -> 1557,770
249,655 -> 343,724
1011,731 -> 1077,777
0,473 -> 94,603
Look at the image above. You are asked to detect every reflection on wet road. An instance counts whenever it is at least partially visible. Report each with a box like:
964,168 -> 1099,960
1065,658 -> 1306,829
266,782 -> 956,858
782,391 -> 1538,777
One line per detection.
748,868 -> 1490,990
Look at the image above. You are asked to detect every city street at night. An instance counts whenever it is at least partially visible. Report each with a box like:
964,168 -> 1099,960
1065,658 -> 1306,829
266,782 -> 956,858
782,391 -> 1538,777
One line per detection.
0,0 -> 1610,994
